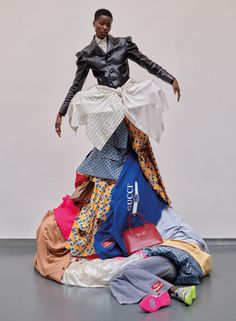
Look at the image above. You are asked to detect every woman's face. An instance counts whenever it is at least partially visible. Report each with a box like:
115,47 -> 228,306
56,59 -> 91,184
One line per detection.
93,15 -> 112,39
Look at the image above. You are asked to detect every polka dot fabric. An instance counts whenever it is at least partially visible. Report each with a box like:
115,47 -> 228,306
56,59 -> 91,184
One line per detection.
65,177 -> 115,257
124,117 -> 171,205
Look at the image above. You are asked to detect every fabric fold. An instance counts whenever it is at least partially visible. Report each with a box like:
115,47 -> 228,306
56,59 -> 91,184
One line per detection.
68,79 -> 169,150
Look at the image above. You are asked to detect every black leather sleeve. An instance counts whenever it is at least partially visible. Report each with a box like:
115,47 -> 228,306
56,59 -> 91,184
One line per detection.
59,51 -> 90,116
125,36 -> 175,85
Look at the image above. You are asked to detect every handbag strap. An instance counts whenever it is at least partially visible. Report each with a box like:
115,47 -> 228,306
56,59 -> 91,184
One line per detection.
128,212 -> 147,229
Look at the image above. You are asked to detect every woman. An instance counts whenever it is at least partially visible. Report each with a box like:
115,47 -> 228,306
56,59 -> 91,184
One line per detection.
55,8 -> 180,137
52,8 -> 181,257
52,7 -> 182,257
34,9 -> 211,312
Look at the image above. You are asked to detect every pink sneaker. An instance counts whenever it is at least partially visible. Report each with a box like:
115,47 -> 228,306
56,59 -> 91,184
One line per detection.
139,291 -> 171,313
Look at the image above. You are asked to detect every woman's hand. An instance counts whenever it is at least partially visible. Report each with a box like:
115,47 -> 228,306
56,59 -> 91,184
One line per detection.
172,79 -> 181,102
55,113 -> 62,137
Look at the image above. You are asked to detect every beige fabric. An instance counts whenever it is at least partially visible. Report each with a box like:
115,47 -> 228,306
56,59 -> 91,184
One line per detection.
161,239 -> 212,276
68,79 -> 169,150
34,210 -> 71,283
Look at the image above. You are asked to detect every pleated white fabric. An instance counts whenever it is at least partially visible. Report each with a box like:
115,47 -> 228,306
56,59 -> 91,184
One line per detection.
68,79 -> 169,150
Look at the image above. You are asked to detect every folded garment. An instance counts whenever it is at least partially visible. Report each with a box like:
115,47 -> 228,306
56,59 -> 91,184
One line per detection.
74,172 -> 89,188
144,245 -> 203,285
157,207 -> 209,253
34,210 -> 71,283
61,250 -> 146,287
71,180 -> 94,205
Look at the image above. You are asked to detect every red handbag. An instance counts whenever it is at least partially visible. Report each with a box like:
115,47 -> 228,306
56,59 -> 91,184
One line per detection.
123,212 -> 163,255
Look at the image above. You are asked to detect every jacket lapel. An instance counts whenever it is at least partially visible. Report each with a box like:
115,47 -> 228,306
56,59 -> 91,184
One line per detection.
107,35 -> 116,52
89,36 -> 105,55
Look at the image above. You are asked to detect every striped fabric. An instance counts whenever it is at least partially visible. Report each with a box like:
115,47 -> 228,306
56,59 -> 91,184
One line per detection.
68,79 -> 169,150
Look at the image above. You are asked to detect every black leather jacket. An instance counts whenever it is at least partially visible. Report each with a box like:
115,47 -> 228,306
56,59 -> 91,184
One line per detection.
59,35 -> 175,116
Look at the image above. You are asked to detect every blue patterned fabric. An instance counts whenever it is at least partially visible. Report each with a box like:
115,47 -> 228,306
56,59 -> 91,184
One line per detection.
77,120 -> 131,180
144,246 -> 203,285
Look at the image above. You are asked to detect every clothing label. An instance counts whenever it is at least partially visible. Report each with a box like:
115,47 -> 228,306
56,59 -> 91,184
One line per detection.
101,240 -> 115,248
151,280 -> 164,293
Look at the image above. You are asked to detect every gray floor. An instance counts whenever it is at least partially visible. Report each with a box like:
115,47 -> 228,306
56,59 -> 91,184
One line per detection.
0,244 -> 235,321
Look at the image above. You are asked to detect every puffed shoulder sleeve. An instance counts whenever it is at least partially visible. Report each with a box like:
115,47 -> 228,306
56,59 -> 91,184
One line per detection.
125,36 -> 175,85
59,51 -> 90,116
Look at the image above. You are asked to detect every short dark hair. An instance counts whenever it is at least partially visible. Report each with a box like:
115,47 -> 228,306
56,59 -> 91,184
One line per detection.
94,8 -> 113,21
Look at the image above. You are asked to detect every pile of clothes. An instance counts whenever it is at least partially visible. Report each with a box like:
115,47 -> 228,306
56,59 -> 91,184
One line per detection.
34,120 -> 212,310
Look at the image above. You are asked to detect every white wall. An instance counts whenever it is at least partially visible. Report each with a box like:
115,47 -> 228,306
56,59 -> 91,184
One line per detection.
0,0 -> 235,238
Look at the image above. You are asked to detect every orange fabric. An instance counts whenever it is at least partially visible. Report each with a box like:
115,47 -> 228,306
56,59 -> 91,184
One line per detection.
124,118 -> 171,205
34,211 -> 71,283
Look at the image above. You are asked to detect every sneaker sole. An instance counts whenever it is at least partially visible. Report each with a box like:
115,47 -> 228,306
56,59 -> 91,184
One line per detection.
139,291 -> 171,313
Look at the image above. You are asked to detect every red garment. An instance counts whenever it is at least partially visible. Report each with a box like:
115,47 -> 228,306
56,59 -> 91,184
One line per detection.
75,173 -> 89,188
54,174 -> 89,240
54,195 -> 80,240
74,254 -> 99,261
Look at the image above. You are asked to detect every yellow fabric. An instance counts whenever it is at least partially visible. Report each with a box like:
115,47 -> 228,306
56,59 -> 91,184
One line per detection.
124,118 -> 171,205
65,177 -> 115,257
161,239 -> 212,276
